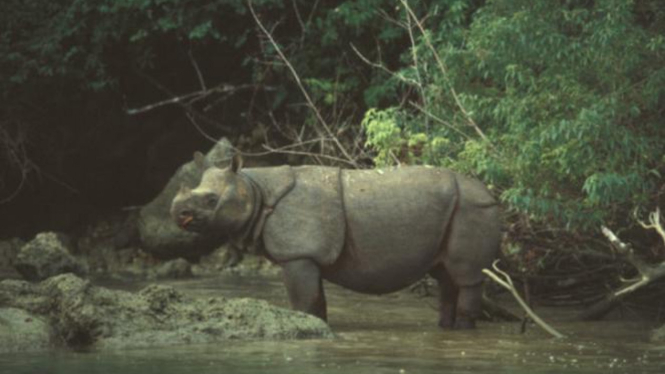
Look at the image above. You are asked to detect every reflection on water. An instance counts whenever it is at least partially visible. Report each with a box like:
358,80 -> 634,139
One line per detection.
1,275 -> 664,374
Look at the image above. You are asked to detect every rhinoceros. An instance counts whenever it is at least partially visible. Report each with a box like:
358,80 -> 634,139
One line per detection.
171,152 -> 501,329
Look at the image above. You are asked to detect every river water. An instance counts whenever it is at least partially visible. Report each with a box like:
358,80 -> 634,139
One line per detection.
2,275 -> 664,374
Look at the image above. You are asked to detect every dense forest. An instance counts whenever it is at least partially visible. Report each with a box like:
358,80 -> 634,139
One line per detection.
1,0 -> 664,315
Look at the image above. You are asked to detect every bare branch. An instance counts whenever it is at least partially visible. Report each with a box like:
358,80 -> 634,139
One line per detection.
636,208 -> 665,247
0,125 -> 33,204
408,101 -> 472,141
184,113 -> 222,144
126,83 -> 259,116
350,43 -> 419,86
188,49 -> 207,90
291,0 -> 307,42
260,144 -> 358,167
247,0 -> 358,168
580,220 -> 665,320
483,260 -> 566,339
400,0 -> 491,145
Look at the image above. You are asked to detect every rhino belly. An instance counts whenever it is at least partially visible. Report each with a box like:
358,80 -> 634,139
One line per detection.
321,168 -> 457,294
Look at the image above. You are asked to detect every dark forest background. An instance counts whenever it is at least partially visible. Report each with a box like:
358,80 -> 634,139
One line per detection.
1,0 -> 664,294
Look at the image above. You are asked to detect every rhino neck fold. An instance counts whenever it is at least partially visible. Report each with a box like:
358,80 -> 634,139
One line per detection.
231,172 -> 266,254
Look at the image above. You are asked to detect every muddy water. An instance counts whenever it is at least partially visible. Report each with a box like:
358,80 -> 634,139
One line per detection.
3,275 -> 664,374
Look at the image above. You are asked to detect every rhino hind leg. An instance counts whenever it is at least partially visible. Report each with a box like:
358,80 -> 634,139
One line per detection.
439,205 -> 501,329
454,283 -> 483,329
429,265 -> 458,329
430,264 -> 483,329
281,259 -> 328,321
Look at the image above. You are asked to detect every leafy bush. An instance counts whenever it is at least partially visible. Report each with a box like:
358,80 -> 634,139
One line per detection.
363,0 -> 665,231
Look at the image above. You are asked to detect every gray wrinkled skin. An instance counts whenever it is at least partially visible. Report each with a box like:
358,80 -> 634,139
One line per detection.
171,154 -> 501,329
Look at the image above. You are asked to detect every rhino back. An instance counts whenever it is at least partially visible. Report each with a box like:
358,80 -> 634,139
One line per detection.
324,167 -> 458,293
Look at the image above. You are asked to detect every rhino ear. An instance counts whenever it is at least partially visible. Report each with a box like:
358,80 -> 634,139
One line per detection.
193,151 -> 207,170
230,153 -> 243,173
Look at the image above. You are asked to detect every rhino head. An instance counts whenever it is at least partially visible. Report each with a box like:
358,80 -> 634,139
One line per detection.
170,152 -> 256,239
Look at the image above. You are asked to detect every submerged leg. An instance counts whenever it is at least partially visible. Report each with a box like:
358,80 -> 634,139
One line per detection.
455,283 -> 483,329
281,258 -> 327,321
429,264 -> 459,329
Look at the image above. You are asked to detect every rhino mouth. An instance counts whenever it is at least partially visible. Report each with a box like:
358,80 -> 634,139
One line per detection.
177,211 -> 206,232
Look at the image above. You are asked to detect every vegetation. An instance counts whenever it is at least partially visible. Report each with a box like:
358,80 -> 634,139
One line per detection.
1,0 -> 664,311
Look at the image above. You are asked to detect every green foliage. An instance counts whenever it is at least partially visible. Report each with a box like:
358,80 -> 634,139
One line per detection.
1,0 -> 663,234
362,108 -> 403,166
0,0 -> 260,91
363,0 -> 665,231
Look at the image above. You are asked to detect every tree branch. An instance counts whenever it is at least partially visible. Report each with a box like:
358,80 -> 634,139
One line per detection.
483,260 -> 566,338
579,218 -> 665,320
247,0 -> 358,168
400,0 -> 491,145
126,83 -> 259,116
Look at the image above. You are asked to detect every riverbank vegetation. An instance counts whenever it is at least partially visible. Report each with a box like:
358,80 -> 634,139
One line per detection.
1,0 -> 664,319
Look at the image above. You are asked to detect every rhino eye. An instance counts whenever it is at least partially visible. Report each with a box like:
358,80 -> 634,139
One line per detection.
204,194 -> 219,208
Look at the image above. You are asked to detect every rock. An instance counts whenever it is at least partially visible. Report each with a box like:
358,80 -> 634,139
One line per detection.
14,232 -> 86,282
0,238 -> 24,279
224,253 -> 281,277
0,307 -> 50,353
193,245 -> 280,277
137,138 -> 235,259
152,258 -> 193,279
0,274 -> 332,352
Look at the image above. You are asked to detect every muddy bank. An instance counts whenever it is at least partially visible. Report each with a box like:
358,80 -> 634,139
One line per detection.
0,273 -> 332,353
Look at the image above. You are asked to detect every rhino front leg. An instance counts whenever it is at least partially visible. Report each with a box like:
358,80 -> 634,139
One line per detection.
281,258 -> 327,321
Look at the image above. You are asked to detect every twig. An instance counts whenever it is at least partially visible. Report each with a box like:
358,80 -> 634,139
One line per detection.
0,125 -> 34,203
188,48 -> 207,90
350,43 -> 419,86
483,260 -> 566,338
185,113 -> 221,143
260,145 -> 358,167
400,0 -> 491,145
636,208 -> 665,247
403,7 -> 430,136
126,84 -> 256,115
247,0 -> 358,168
291,0 -> 307,43
408,101 -> 473,141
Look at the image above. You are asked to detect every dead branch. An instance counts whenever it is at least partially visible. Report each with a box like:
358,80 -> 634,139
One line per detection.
408,101 -> 473,141
637,207 -> 665,247
126,83 -> 259,116
579,215 -> 665,320
259,144 -> 358,167
483,260 -> 566,338
400,0 -> 491,145
247,0 -> 358,168
0,124 -> 34,204
188,48 -> 207,90
349,43 -> 419,86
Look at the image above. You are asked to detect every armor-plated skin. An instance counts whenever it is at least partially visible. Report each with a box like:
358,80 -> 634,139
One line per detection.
171,153 -> 501,329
